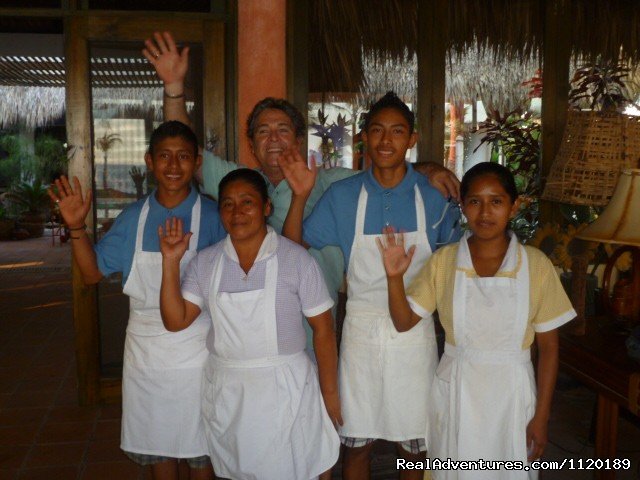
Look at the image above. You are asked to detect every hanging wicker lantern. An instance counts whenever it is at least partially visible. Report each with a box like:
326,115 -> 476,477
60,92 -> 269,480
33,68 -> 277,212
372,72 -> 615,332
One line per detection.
542,110 -> 640,206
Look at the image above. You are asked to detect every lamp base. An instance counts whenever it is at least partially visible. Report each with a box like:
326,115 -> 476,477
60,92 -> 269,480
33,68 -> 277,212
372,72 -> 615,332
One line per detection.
601,246 -> 640,325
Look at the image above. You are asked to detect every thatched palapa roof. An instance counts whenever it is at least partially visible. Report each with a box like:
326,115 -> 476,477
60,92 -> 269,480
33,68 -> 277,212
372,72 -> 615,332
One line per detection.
310,0 -> 640,104
0,55 -> 171,128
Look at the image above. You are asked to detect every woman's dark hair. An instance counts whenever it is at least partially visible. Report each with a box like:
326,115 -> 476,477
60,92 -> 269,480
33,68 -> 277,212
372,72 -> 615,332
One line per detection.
461,162 -> 518,203
246,97 -> 307,140
218,168 -> 270,209
363,91 -> 415,132
148,120 -> 198,156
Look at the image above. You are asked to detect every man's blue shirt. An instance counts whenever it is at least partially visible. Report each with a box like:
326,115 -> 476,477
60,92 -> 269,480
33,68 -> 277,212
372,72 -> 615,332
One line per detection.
94,186 -> 226,284
302,164 -> 461,266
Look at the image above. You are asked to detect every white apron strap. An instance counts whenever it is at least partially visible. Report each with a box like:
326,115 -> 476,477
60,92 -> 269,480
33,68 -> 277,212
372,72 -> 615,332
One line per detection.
354,185 -> 367,234
452,233 -> 471,340
211,350 -> 304,369
188,195 -> 201,251
262,255 -> 279,353
515,243 -> 530,337
413,185 -> 426,233
134,197 -> 150,253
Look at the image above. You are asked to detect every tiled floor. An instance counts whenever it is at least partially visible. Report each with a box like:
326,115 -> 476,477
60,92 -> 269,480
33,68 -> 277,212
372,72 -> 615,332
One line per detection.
0,235 -> 639,479
0,236 -> 146,480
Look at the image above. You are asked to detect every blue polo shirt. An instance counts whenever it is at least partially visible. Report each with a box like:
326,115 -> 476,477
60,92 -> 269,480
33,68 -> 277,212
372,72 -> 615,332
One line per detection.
94,186 -> 226,284
302,164 -> 461,267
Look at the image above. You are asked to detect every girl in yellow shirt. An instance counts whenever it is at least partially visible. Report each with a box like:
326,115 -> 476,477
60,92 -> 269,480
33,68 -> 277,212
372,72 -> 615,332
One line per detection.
378,162 -> 575,480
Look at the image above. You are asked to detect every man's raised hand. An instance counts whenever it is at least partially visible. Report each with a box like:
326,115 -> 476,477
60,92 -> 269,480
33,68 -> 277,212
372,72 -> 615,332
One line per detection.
277,150 -> 317,198
48,175 -> 92,230
143,31 -> 189,88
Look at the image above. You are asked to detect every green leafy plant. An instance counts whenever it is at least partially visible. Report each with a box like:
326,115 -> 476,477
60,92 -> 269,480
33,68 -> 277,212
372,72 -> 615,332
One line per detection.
6,178 -> 51,215
0,134 -> 30,188
33,135 -> 68,183
474,109 -> 541,240
569,62 -> 637,112
0,133 -> 69,188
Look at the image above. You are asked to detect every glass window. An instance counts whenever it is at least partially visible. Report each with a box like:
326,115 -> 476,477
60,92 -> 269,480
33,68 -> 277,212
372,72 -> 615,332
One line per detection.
89,42 -> 202,375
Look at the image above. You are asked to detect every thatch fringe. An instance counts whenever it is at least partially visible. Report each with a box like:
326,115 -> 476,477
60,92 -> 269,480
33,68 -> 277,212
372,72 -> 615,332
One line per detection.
0,86 -> 195,129
311,0 -> 640,94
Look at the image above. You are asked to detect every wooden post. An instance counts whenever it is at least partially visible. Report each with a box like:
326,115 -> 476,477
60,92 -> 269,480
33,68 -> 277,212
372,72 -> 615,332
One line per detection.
64,16 -> 100,406
540,0 -> 571,223
204,21 -> 229,159
417,0 -> 448,165
286,0 -> 309,159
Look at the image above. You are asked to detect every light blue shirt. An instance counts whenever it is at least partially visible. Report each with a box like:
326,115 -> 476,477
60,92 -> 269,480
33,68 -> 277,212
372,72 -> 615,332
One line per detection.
201,151 -> 355,352
303,164 -> 461,266
201,151 -> 354,296
95,186 -> 226,284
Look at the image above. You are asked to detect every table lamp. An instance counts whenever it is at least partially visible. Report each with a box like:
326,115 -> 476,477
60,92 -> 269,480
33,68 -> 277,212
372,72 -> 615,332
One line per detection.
576,169 -> 640,324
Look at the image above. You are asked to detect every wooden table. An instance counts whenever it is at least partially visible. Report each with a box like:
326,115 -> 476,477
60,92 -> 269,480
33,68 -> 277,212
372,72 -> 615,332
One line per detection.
559,319 -> 640,480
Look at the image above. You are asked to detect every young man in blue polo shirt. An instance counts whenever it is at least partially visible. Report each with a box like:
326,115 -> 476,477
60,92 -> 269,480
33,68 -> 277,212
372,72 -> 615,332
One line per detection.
281,92 -> 461,480
49,121 -> 225,480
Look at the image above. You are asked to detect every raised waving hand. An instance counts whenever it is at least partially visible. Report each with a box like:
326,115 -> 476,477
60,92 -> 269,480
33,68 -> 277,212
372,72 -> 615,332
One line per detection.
278,150 -> 317,198
158,217 -> 192,262
48,175 -> 92,229
376,226 -> 416,279
143,31 -> 189,88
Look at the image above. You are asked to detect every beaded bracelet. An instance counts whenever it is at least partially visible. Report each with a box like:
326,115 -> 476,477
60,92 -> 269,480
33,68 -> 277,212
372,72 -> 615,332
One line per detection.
68,224 -> 86,231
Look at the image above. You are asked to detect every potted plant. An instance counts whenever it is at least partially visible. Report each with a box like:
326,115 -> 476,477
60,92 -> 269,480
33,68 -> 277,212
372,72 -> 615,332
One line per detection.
5,179 -> 52,238
473,108 -> 541,241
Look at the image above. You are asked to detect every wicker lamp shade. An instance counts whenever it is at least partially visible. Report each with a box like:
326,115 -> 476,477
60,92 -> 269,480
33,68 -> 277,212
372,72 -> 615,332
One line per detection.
542,110 -> 640,206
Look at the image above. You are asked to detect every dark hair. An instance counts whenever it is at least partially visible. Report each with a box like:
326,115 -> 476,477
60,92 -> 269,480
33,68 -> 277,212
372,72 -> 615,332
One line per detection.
246,97 -> 307,140
363,91 -> 415,132
148,120 -> 199,156
461,162 -> 518,203
218,168 -> 270,209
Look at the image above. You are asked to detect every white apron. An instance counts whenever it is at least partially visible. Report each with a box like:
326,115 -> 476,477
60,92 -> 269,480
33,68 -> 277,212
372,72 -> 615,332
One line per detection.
338,185 -> 438,440
428,232 -> 537,480
121,195 -> 210,457
201,231 -> 340,480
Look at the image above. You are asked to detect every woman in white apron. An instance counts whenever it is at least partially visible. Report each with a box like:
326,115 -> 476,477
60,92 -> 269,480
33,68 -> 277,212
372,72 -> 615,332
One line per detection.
159,168 -> 341,480
379,162 -> 575,480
